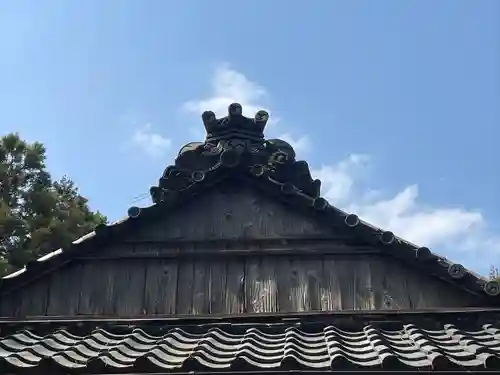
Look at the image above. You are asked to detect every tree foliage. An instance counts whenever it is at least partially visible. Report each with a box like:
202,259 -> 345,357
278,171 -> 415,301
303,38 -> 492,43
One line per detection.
0,133 -> 106,276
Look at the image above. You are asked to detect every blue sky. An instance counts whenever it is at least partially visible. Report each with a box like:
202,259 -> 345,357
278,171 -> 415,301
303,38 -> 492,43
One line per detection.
1,0 -> 499,275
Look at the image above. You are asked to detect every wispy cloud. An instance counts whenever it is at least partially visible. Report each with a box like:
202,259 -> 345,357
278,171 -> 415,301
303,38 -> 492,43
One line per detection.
180,65 -> 500,275
313,154 -> 500,273
183,64 -> 270,119
313,155 -> 493,249
182,64 -> 309,155
277,133 -> 311,155
129,123 -> 171,158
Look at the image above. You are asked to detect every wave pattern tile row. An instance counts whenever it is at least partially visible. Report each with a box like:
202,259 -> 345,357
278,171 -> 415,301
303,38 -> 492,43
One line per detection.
1,324 -> 500,371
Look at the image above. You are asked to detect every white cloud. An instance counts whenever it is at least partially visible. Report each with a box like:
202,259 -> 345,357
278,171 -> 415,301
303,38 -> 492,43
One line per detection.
313,154 -> 370,205
182,66 -> 500,275
183,65 -> 270,120
277,133 -> 311,155
312,155 -> 500,273
182,64 -> 310,153
130,124 -> 171,157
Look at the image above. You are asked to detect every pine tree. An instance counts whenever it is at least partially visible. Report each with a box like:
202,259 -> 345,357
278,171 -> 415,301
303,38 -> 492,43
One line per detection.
0,133 -> 106,276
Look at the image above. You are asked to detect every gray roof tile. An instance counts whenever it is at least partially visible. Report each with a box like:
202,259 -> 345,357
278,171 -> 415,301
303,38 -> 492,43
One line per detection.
1,323 -> 500,372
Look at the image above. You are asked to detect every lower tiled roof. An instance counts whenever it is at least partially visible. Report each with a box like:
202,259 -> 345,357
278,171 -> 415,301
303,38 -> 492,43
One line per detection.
1,321 -> 500,373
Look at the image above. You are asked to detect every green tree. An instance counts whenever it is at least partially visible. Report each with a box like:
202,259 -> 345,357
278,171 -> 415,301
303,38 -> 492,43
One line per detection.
0,133 -> 106,276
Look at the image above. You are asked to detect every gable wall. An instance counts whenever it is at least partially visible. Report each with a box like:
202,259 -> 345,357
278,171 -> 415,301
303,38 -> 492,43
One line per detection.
0,186 -> 483,317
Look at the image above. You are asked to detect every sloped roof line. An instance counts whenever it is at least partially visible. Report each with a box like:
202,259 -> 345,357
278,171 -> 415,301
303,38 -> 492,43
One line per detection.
2,216 -> 131,280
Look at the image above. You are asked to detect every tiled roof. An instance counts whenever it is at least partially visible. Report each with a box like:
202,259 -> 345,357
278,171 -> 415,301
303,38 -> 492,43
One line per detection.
1,321 -> 500,372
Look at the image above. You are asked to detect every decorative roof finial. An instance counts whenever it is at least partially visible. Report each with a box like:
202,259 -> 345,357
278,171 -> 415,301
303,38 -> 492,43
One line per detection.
202,103 -> 269,143
228,103 -> 243,117
152,104 -> 321,201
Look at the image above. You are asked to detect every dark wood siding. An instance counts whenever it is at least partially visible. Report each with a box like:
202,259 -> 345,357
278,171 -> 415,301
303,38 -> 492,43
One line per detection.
129,187 -> 335,242
0,253 -> 480,317
0,187 -> 484,317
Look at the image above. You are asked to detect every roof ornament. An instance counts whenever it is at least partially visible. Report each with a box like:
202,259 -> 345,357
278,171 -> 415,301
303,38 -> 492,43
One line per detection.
484,280 -> 500,296
380,231 -> 396,245
448,263 -> 466,279
150,103 -> 321,203
344,214 -> 360,228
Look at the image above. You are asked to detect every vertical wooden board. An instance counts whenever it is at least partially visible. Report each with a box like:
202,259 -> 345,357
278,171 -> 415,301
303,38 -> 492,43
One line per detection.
112,260 -> 147,316
431,277 -> 476,308
244,257 -> 278,313
176,261 -> 194,315
215,191 -> 240,239
46,263 -> 83,316
304,259 -> 324,311
253,195 -> 281,238
18,278 -> 50,317
276,258 -> 293,312
328,257 -> 356,310
192,260 -> 210,315
318,258 -> 342,311
143,259 -> 178,315
279,257 -> 323,313
225,259 -> 245,314
78,261 -> 113,315
405,271 -> 433,309
405,270 -> 459,309
0,292 -> 20,317
260,256 -> 278,312
367,257 -> 386,310
377,258 -> 411,310
208,261 -> 227,314
290,259 -> 307,313
352,258 -> 375,310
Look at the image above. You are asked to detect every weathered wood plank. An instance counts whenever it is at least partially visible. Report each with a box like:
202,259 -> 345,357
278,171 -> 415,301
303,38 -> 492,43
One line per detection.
17,277 -> 50,317
111,260 -> 146,316
78,261 -> 114,315
287,259 -> 307,312
277,257 -> 323,312
143,259 -> 178,315
352,259 -> 375,310
0,292 -> 20,317
46,263 -> 83,315
405,271 -> 434,309
225,259 -> 245,313
259,257 -> 279,313
176,260 -> 195,315
321,257 -> 343,311
379,259 -> 411,310
208,261 -> 227,314
276,258 -> 293,312
333,257 -> 356,310
245,257 -> 278,313
192,261 -> 210,315
305,259 -> 324,311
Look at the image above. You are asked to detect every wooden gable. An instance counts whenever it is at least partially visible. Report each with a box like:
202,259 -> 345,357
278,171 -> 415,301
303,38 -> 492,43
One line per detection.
0,183 -> 486,318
